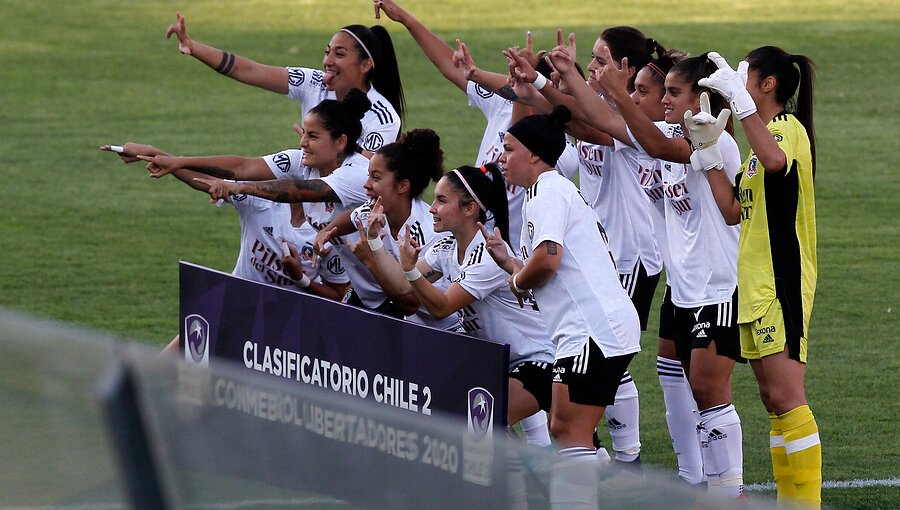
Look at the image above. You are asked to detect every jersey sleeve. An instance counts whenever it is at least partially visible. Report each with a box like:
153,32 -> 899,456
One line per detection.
527,185 -> 569,250
261,149 -> 306,179
556,139 -> 579,180
466,81 -> 503,117
319,250 -> 350,284
423,238 -> 453,275
286,67 -> 327,105
360,102 -> 401,152
320,158 -> 369,208
769,116 -> 800,175
456,255 -> 507,301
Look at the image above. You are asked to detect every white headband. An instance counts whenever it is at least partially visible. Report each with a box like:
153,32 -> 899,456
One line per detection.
341,29 -> 374,64
450,169 -> 486,212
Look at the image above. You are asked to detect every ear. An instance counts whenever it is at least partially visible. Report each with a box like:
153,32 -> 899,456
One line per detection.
762,75 -> 777,94
528,152 -> 541,164
335,133 -> 349,153
396,178 -> 411,195
359,57 -> 374,75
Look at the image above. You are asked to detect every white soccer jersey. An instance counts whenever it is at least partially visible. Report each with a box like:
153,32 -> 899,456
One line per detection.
467,81 -> 512,167
424,232 -> 555,367
286,67 -> 400,152
630,123 -> 741,307
344,199 -> 460,330
261,149 -> 370,234
226,195 -> 346,290
520,171 -> 641,359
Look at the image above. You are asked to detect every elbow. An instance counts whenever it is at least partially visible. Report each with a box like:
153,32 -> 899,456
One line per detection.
724,214 -> 741,226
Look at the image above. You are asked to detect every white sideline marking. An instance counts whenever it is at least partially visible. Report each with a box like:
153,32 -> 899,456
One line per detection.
745,477 -> 900,491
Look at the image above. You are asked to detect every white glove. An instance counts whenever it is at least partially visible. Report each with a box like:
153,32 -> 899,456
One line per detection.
684,92 -> 731,171
698,52 -> 757,120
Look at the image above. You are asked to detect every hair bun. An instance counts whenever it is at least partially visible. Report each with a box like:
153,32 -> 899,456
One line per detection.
548,105 -> 572,130
342,88 -> 372,120
400,128 -> 445,182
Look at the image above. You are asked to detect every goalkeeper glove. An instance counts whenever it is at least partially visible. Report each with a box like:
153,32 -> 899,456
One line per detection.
699,52 -> 757,120
684,92 -> 731,171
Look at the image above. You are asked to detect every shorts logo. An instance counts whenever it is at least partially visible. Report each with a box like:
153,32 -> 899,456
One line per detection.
756,325 -> 777,336
708,428 -> 728,441
762,334 -> 775,344
467,388 -> 494,441
363,132 -> 385,151
273,152 -> 292,173
184,314 -> 209,364
474,83 -> 494,99
288,68 -> 305,87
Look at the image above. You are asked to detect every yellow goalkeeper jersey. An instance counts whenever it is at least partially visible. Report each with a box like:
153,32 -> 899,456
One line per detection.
735,112 -> 816,336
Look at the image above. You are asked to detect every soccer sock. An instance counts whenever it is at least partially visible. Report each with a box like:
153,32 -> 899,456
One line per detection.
780,405 -> 822,508
605,372 -> 641,462
520,410 -> 552,447
657,356 -> 704,484
769,412 -> 796,501
698,403 -> 744,498
550,447 -> 599,510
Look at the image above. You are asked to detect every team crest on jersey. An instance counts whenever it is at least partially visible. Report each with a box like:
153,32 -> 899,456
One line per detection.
474,83 -> 494,99
288,68 -> 305,87
363,132 -> 385,151
325,202 -> 335,213
300,243 -> 314,262
747,156 -> 759,178
327,256 -> 345,275
772,133 -> 784,142
273,152 -> 292,173
527,222 -> 534,240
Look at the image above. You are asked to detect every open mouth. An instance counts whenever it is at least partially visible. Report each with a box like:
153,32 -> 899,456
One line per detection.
323,70 -> 337,86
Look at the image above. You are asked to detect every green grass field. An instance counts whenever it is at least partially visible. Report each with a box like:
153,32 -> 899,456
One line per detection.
1,1 -> 898,508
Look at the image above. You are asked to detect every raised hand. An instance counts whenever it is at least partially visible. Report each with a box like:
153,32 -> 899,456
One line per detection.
595,45 -> 630,99
164,12 -> 194,56
699,52 -> 756,120
398,224 -> 422,271
137,154 -> 182,178
366,196 -> 386,241
478,222 -> 516,274
547,29 -> 576,76
373,0 -> 407,22
281,242 -> 304,280
192,176 -> 235,202
503,47 -> 538,85
452,39 -> 478,81
350,219 -> 375,264
311,226 -> 336,266
684,92 -> 731,171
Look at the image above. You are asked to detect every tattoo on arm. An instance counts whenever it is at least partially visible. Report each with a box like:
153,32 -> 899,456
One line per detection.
188,166 -> 236,179
546,242 -> 558,255
245,178 -> 338,203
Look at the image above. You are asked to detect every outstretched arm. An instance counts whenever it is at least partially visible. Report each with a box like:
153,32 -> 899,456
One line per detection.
140,153 -> 275,180
165,12 -> 289,94
192,175 -> 339,203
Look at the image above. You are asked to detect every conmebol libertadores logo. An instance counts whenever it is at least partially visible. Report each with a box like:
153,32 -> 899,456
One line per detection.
184,314 -> 209,365
467,387 -> 494,441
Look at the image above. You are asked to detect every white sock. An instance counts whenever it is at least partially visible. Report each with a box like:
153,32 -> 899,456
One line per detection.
699,403 -> 744,498
605,372 -> 641,462
658,356 -> 704,484
550,447 -> 599,510
520,410 -> 552,447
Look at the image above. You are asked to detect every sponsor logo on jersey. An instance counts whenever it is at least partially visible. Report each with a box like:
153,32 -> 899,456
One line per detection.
327,256 -> 345,275
363,132 -> 385,151
311,70 -> 325,88
273,152 -> 292,173
467,387 -> 494,441
232,194 -> 248,202
263,226 -> 274,237
474,83 -> 494,99
184,314 -> 210,364
288,68 -> 305,87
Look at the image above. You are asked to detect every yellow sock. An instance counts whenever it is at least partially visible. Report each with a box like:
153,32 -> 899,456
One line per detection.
769,412 -> 796,500
780,405 -> 822,508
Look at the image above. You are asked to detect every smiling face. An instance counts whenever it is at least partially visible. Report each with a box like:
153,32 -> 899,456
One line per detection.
662,71 -> 701,127
430,177 -> 476,234
632,67 -> 666,121
363,153 -> 408,210
297,113 -> 345,172
322,31 -> 373,97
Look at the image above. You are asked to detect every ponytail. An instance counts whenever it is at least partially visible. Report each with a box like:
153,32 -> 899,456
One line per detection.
446,163 -> 510,245
746,46 -> 817,176
339,25 -> 406,125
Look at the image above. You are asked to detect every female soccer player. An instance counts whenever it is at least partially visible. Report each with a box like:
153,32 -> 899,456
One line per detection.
486,105 -> 641,508
543,38 -> 747,498
314,129 -> 460,331
689,48 -> 820,507
164,12 -> 404,154
144,89 -> 373,242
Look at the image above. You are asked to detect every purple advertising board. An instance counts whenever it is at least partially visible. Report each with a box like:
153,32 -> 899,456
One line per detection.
175,262 -> 511,507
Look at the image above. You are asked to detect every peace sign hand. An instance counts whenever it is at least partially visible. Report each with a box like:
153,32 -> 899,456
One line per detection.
164,12 -> 194,56
452,39 -> 478,81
